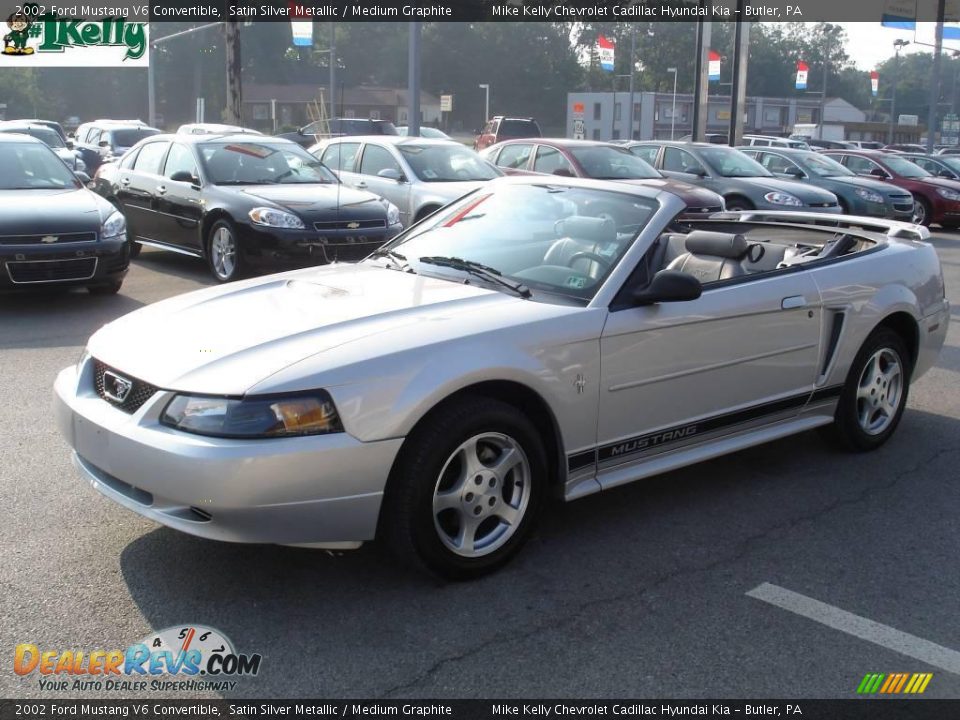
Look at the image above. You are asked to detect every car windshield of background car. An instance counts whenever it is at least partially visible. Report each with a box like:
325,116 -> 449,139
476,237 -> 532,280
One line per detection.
399,145 -> 500,182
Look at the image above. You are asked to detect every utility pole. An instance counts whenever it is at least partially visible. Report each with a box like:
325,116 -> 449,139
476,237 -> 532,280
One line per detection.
408,21 -> 421,136
692,16 -> 712,142
329,23 -> 336,121
627,24 -> 636,141
728,9 -> 750,147
927,0 -> 946,154
889,39 -> 909,144
224,21 -> 242,125
819,37 -> 829,140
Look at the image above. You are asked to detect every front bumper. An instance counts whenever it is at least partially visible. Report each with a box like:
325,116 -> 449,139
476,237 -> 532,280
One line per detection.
53,361 -> 404,545
0,238 -> 128,291
238,222 -> 403,270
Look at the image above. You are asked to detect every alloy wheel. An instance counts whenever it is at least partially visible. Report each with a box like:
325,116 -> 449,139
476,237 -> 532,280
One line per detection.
211,226 -> 236,280
855,348 -> 904,436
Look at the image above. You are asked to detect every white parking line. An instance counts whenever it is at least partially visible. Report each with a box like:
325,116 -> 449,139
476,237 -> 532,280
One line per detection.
747,582 -> 960,675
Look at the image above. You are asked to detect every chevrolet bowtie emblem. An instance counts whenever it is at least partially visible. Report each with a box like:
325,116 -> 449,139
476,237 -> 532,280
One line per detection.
41,235 -> 58,243
346,222 -> 360,229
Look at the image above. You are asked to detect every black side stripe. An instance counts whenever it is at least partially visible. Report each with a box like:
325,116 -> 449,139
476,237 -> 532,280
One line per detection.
567,384 -> 844,471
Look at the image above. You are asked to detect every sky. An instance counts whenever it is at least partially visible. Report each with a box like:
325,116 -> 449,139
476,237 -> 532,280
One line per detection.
837,22 -> 959,70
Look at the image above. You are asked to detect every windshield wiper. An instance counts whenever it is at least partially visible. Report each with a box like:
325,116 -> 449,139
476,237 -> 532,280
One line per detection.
369,248 -> 409,271
416,256 -> 531,298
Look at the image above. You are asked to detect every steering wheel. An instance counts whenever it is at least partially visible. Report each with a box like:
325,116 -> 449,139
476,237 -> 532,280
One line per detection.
567,251 -> 612,272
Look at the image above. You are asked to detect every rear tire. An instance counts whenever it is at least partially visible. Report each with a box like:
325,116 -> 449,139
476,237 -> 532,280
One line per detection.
379,396 -> 547,580
820,328 -> 911,452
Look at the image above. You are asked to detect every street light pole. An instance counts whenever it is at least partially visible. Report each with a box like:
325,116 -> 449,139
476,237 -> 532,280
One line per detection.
668,67 -> 678,140
627,24 -> 636,141
479,84 -> 490,125
889,39 -> 909,144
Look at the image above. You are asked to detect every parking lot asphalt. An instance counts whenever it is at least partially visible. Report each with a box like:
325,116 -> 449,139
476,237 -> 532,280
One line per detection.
1,238 -> 958,700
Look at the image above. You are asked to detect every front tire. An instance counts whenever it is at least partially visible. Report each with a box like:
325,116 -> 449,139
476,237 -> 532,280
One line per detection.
725,197 -> 754,212
206,219 -> 244,282
912,196 -> 931,226
87,279 -> 123,295
821,328 -> 910,452
380,397 -> 547,580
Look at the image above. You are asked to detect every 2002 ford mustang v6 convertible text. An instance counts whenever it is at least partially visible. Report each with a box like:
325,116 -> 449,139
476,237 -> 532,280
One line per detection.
54,176 -> 949,579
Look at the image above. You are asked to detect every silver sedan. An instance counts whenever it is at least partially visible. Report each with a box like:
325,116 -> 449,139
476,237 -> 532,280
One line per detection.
309,135 -> 502,227
54,176 -> 949,579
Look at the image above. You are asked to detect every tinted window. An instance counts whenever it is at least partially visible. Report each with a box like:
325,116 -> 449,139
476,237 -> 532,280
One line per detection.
569,146 -> 660,179
164,143 -> 198,179
496,143 -> 534,169
843,155 -> 882,176
110,128 -> 160,148
119,147 -> 140,169
760,153 -> 800,175
498,119 -> 540,139
359,144 -> 401,175
883,155 -> 931,178
532,145 -> 574,174
399,144 -> 499,182
87,129 -> 102,145
199,141 -> 337,185
699,147 -> 770,177
662,147 -> 705,174
133,142 -> 169,174
797,152 -> 853,177
629,145 -> 659,165
7,127 -> 65,148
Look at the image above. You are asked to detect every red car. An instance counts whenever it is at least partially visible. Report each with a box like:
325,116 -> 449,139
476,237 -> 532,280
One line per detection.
823,149 -> 960,227
480,138 -> 725,218
473,116 -> 541,152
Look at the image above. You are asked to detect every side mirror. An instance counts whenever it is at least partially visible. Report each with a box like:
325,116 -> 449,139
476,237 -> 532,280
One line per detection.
632,270 -> 703,305
684,166 -> 707,177
98,140 -> 110,148
869,168 -> 888,179
552,168 -> 574,177
169,170 -> 199,185
74,171 -> 91,184
377,167 -> 404,182
785,166 -> 804,178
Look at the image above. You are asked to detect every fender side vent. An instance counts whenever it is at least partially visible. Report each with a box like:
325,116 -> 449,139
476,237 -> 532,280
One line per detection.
821,311 -> 846,376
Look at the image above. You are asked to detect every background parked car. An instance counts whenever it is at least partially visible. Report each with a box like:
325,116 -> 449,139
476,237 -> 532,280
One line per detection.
898,152 -> 960,180
679,133 -> 728,144
311,136 -> 502,227
625,141 -> 840,213
742,135 -> 811,150
846,140 -> 886,150
474,116 -> 541,151
73,120 -> 160,174
0,134 -> 128,294
177,123 -> 263,136
276,118 -> 398,148
803,138 -> 855,150
739,146 -> 914,220
15,118 -> 69,144
397,126 -> 450,139
481,138 -> 724,219
95,133 -> 402,281
823,149 -> 960,227
0,121 -> 86,173
883,143 -> 927,153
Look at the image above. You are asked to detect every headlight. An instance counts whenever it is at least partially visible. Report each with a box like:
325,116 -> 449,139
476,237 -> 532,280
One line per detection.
161,391 -> 343,438
380,198 -> 401,226
763,191 -> 802,207
936,187 -> 960,201
101,210 -> 126,240
854,188 -> 884,203
248,207 -> 306,229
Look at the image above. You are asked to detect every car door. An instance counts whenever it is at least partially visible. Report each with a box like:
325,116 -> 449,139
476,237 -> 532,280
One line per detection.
324,141 -> 363,185
596,261 -> 822,484
156,141 -> 204,251
492,143 -> 535,174
628,144 -> 662,167
661,146 -> 714,188
353,142 -> 412,223
119,140 -> 169,243
531,144 -> 575,176
759,152 -> 807,180
841,155 -> 889,180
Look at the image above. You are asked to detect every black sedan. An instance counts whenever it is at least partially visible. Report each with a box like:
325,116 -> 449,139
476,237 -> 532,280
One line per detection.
94,134 -> 403,282
0,134 -> 128,294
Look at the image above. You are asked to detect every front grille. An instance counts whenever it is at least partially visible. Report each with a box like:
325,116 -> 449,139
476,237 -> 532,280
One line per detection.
809,202 -> 838,208
0,231 -> 96,246
313,219 -> 388,231
893,203 -> 914,212
93,359 -> 158,414
6,257 -> 97,283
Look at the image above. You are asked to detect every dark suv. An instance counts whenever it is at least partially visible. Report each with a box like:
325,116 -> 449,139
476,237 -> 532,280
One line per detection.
474,116 -> 541,151
276,118 -> 398,148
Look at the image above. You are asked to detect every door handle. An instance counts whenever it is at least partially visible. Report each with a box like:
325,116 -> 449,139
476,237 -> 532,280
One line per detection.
156,185 -> 167,195
355,181 -> 367,188
120,177 -> 130,185
781,295 -> 807,310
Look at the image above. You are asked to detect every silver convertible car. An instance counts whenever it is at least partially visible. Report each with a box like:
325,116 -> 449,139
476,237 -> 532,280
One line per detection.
54,176 -> 949,579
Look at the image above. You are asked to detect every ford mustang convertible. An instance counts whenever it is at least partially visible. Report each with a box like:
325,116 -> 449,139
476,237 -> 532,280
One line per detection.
54,176 -> 949,579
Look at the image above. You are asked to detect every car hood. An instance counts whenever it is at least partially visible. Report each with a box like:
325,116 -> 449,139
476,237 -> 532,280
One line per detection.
733,176 -> 836,201
821,175 -> 905,195
239,184 -> 383,213
87,263 -> 530,395
910,175 -> 960,191
0,188 -> 107,234
616,177 -> 723,207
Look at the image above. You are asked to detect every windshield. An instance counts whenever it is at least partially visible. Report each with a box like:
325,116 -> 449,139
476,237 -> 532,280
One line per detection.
939,156 -> 960,173
699,147 -> 772,177
797,152 -> 853,177
111,128 -> 159,147
399,144 -> 500,182
569,146 -> 661,179
380,183 -> 658,301
0,141 -> 80,189
499,119 -> 540,138
199,141 -> 339,185
6,127 -> 66,148
884,155 -> 931,178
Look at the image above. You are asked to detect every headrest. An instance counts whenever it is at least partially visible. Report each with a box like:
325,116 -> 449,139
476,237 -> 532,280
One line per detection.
684,230 -> 748,259
554,215 -> 616,243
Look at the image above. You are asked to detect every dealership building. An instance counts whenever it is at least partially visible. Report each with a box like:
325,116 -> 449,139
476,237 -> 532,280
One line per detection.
565,92 -> 919,144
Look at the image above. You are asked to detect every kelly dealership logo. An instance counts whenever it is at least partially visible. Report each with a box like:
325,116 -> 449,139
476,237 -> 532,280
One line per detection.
14,625 -> 262,692
2,3 -> 147,66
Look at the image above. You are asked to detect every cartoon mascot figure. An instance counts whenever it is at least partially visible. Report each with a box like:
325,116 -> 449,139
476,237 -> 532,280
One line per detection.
4,11 -> 35,55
